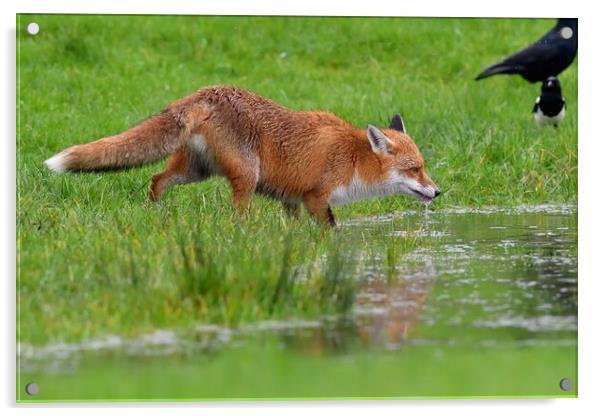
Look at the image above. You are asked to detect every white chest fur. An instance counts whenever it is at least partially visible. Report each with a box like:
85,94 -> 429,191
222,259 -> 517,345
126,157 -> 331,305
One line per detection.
328,172 -> 398,206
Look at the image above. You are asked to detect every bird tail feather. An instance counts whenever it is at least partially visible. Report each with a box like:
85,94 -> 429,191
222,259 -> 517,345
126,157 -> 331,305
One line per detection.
475,64 -> 519,81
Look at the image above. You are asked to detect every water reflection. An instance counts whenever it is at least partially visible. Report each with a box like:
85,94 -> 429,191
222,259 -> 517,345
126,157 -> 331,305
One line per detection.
20,205 -> 577,372
354,259 -> 435,348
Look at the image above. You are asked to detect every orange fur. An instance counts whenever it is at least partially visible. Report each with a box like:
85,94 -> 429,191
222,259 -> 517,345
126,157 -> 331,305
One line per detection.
45,85 -> 439,226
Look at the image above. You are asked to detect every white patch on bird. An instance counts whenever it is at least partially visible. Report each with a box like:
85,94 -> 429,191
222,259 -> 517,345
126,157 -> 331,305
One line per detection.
560,27 -> 573,40
44,151 -> 68,173
534,106 -> 566,127
328,170 -> 437,206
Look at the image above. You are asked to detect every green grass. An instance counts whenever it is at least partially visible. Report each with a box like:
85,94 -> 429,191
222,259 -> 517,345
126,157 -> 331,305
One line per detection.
16,15 -> 577,400
20,344 -> 576,401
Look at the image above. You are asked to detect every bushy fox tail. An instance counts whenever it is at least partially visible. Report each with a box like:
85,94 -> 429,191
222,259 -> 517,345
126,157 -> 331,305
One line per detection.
44,98 -> 204,172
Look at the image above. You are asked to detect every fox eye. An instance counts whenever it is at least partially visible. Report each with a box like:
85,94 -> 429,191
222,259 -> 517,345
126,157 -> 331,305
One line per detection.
408,167 -> 420,175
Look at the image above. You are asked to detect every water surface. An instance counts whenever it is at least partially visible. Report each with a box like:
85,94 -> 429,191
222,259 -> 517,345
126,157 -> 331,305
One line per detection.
20,204 -> 577,375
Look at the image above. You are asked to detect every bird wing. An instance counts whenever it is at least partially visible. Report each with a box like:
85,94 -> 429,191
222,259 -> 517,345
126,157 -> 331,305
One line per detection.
475,41 -> 560,81
499,40 -> 561,69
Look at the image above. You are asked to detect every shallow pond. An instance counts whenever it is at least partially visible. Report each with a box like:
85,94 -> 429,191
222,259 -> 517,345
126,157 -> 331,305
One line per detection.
19,204 -> 577,400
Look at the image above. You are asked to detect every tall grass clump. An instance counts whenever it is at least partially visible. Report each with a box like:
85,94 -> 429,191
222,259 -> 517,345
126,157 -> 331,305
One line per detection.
172,218 -> 360,326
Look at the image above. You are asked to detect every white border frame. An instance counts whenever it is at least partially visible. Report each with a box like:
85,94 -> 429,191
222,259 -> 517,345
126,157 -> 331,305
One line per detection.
3,1 -> 599,415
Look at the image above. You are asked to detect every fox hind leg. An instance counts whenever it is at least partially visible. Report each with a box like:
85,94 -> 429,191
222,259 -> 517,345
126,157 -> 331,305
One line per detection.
149,171 -> 202,202
219,156 -> 260,216
228,173 -> 258,215
149,151 -> 207,202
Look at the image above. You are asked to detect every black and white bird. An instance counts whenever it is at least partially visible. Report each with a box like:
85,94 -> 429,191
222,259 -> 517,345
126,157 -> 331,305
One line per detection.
475,18 -> 577,83
532,76 -> 566,127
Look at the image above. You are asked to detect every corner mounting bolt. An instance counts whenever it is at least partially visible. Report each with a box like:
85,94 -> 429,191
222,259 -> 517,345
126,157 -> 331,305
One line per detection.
26,22 -> 39,35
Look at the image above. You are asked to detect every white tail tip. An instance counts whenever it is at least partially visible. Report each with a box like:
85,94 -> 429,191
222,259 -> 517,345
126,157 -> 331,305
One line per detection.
44,151 -> 68,173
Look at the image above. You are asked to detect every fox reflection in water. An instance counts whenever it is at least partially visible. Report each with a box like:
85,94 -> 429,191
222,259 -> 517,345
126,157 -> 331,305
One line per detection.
278,260 -> 436,354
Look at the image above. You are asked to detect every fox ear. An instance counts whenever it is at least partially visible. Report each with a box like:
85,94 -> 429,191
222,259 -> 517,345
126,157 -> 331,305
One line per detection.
389,113 -> 406,133
367,125 -> 393,154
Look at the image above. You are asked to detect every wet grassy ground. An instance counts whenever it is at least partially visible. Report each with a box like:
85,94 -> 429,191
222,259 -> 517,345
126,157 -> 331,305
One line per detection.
18,207 -> 577,400
24,345 -> 575,400
17,15 -> 577,400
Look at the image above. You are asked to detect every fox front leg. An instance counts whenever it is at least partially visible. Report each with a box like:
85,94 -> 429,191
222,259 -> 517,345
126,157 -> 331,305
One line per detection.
303,192 -> 337,227
282,200 -> 301,219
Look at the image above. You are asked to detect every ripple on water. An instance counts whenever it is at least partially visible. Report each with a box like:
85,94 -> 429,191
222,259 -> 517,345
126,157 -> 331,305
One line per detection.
342,203 -> 576,227
473,315 -> 577,332
19,204 -> 577,374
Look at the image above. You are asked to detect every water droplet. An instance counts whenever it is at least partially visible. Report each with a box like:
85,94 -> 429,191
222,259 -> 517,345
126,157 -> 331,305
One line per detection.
423,202 -> 431,232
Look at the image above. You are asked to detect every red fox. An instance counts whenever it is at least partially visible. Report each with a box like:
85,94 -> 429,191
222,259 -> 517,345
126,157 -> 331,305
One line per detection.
44,86 -> 440,226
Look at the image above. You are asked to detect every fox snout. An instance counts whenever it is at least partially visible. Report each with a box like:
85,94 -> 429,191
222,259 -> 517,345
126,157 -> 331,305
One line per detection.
423,177 -> 441,198
402,174 -> 440,203
413,181 -> 440,203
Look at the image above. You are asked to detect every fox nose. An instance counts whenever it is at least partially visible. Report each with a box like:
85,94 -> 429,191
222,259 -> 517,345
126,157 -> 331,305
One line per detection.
434,189 -> 441,198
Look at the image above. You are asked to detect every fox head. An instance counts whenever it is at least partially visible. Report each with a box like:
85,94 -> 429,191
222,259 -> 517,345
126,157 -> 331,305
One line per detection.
365,114 -> 440,203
